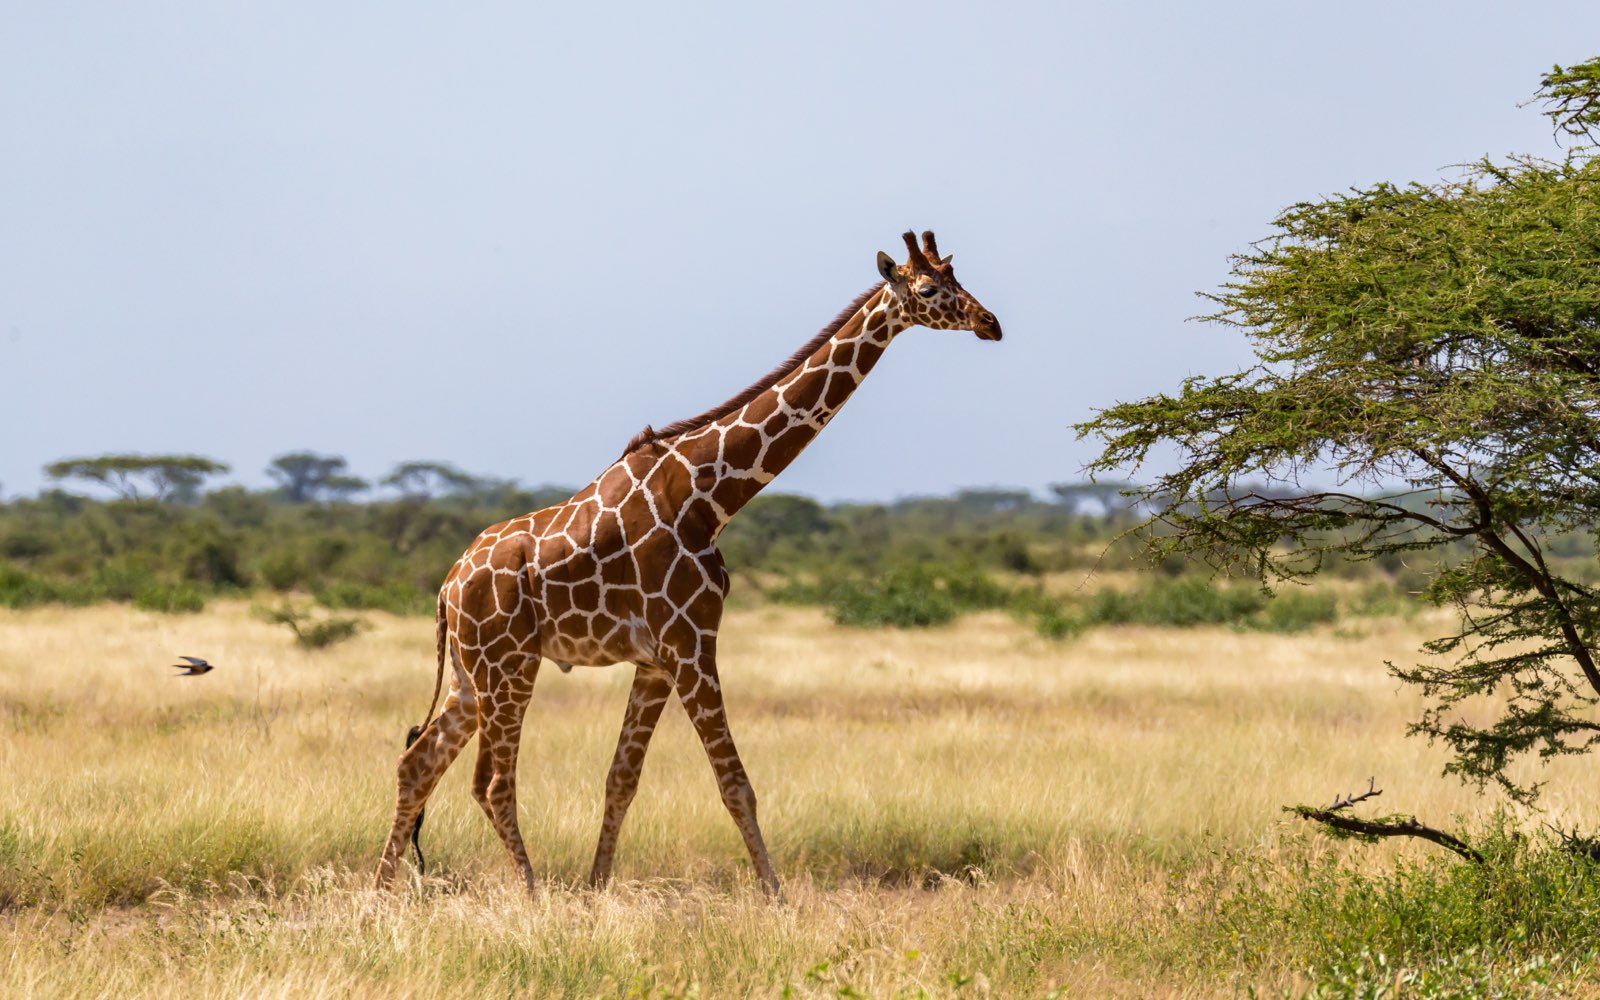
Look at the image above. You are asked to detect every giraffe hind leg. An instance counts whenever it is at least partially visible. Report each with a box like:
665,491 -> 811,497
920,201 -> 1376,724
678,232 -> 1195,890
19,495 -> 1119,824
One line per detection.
375,664 -> 478,889
588,664 -> 674,888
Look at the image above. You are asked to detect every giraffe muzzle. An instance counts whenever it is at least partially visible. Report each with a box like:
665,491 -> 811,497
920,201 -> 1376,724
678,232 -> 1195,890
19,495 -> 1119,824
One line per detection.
975,312 -> 1003,341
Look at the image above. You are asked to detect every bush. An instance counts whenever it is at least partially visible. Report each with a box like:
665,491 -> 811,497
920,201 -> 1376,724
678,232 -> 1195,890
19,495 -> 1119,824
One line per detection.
132,583 -> 206,614
0,566 -> 74,609
1081,578 -> 1341,633
1085,577 -> 1264,628
257,603 -> 366,650
1256,589 -> 1340,633
314,580 -> 434,616
1203,819 -> 1600,996
1035,604 -> 1084,640
771,562 -> 1015,629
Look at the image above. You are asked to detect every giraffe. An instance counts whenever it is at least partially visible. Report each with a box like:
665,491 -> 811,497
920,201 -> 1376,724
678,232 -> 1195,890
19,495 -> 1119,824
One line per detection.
374,230 -> 1002,896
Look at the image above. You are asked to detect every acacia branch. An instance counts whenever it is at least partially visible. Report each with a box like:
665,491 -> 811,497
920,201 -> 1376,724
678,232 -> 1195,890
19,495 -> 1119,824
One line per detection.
1287,778 -> 1484,863
1413,447 -> 1600,699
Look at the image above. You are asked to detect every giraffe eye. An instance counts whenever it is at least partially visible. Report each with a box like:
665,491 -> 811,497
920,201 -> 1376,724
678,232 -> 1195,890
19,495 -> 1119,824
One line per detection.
917,285 -> 938,298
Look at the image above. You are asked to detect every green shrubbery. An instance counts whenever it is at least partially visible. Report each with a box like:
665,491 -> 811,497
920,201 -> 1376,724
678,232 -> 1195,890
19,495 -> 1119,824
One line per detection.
770,568 -> 1359,637
1080,578 -> 1340,633
1202,819 -> 1600,996
770,562 -> 1017,628
0,563 -> 206,613
256,603 -> 366,650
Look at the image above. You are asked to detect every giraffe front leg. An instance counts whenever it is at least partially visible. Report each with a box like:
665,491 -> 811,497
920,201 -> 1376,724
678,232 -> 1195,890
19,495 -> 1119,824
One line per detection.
477,673 -> 540,893
588,664 -> 674,888
673,656 -> 780,897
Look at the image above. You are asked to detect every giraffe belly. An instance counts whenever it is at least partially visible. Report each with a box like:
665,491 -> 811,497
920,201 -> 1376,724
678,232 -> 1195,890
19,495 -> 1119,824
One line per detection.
540,615 -> 655,668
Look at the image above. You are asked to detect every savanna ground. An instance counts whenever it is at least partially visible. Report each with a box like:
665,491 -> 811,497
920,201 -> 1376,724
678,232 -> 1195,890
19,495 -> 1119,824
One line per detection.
4,600 -> 1600,998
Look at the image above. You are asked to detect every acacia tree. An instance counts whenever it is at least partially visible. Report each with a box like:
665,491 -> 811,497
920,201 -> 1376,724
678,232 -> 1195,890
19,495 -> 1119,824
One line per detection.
381,461 -> 482,500
45,454 -> 229,502
1079,58 -> 1600,803
267,452 -> 368,503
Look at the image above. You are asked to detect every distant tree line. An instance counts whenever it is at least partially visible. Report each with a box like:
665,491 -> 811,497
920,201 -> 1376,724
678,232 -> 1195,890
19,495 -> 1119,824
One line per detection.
0,449 -> 1161,616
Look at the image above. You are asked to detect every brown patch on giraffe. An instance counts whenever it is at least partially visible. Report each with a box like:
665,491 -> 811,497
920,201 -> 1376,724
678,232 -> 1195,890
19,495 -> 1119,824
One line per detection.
594,507 -> 624,548
637,541 -> 674,594
493,570 -> 521,616
645,460 -> 691,506
712,478 -> 755,516
696,551 -> 729,590
742,391 -> 779,425
677,496 -> 718,537
783,370 -> 825,412
571,579 -> 601,609
665,557 -> 703,605
762,426 -> 816,476
660,615 -> 699,653
562,547 -> 599,581
603,585 -> 642,619
565,497 -> 600,544
685,586 -> 721,623
596,465 -> 633,505
823,371 -> 855,410
722,424 -> 761,466
484,632 -> 523,664
537,536 -> 568,569
692,462 -> 718,494
618,490 -> 655,543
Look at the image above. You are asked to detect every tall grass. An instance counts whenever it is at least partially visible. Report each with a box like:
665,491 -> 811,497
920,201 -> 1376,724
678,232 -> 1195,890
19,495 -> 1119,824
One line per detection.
3,602 -> 1599,997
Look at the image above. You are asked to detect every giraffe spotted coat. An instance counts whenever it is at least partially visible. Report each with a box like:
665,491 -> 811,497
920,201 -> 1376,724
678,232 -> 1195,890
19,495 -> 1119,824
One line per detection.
376,231 -> 1002,896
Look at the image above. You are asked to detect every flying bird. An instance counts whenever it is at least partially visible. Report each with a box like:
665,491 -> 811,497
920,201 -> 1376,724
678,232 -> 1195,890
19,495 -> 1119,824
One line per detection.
172,655 -> 215,677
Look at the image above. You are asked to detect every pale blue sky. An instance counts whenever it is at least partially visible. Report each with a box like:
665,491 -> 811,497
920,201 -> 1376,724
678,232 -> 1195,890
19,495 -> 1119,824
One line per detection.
2,3 -> 1592,501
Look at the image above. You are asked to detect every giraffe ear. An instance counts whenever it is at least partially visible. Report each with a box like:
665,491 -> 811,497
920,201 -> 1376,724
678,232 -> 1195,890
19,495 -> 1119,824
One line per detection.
876,251 -> 899,283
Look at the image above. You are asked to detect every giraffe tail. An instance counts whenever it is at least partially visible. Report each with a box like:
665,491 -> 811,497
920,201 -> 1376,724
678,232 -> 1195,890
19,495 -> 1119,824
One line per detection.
404,723 -> 427,876
404,592 -> 449,876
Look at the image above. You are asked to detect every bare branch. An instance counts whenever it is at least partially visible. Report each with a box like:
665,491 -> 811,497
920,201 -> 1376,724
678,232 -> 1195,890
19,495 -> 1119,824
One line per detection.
1325,777 -> 1382,811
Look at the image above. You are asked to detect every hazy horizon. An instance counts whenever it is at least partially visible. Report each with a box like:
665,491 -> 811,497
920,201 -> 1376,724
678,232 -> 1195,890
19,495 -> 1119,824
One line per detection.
5,3 -> 1596,504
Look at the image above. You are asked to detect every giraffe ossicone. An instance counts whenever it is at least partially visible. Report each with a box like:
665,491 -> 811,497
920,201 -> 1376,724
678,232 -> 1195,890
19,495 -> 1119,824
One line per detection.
374,230 -> 1002,896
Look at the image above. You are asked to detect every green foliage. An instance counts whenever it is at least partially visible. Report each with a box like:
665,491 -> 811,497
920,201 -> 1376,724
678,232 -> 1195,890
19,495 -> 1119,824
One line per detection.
1204,820 -> 1600,997
313,580 -> 435,616
1034,604 -> 1085,640
132,583 -> 205,614
257,603 -> 366,650
1257,589 -> 1340,633
0,565 -> 90,609
771,562 -> 1015,628
1085,578 -> 1264,628
1538,56 -> 1600,146
266,452 -> 368,503
1075,579 -> 1339,633
1078,60 -> 1600,802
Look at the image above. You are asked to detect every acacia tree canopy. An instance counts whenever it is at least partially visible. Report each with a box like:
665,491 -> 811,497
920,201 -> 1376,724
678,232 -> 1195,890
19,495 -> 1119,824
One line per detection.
1078,59 -> 1600,803
45,454 -> 229,502
267,452 -> 368,503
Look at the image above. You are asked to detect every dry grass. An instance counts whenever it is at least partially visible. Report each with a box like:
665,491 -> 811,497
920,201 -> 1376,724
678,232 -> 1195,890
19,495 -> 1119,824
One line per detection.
2,601 -> 1598,997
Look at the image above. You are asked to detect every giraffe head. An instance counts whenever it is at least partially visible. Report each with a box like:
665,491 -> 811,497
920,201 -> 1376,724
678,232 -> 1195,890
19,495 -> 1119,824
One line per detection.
875,230 -> 1002,342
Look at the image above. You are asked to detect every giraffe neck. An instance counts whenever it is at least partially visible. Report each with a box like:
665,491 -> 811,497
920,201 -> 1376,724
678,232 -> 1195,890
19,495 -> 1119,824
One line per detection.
662,285 -> 907,535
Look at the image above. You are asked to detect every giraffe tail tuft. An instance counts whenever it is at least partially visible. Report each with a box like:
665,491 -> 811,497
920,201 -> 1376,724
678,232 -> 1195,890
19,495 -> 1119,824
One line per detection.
404,723 -> 427,876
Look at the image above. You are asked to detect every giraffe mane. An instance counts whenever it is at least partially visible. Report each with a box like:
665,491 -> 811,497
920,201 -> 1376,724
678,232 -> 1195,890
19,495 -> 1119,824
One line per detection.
620,281 -> 887,458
